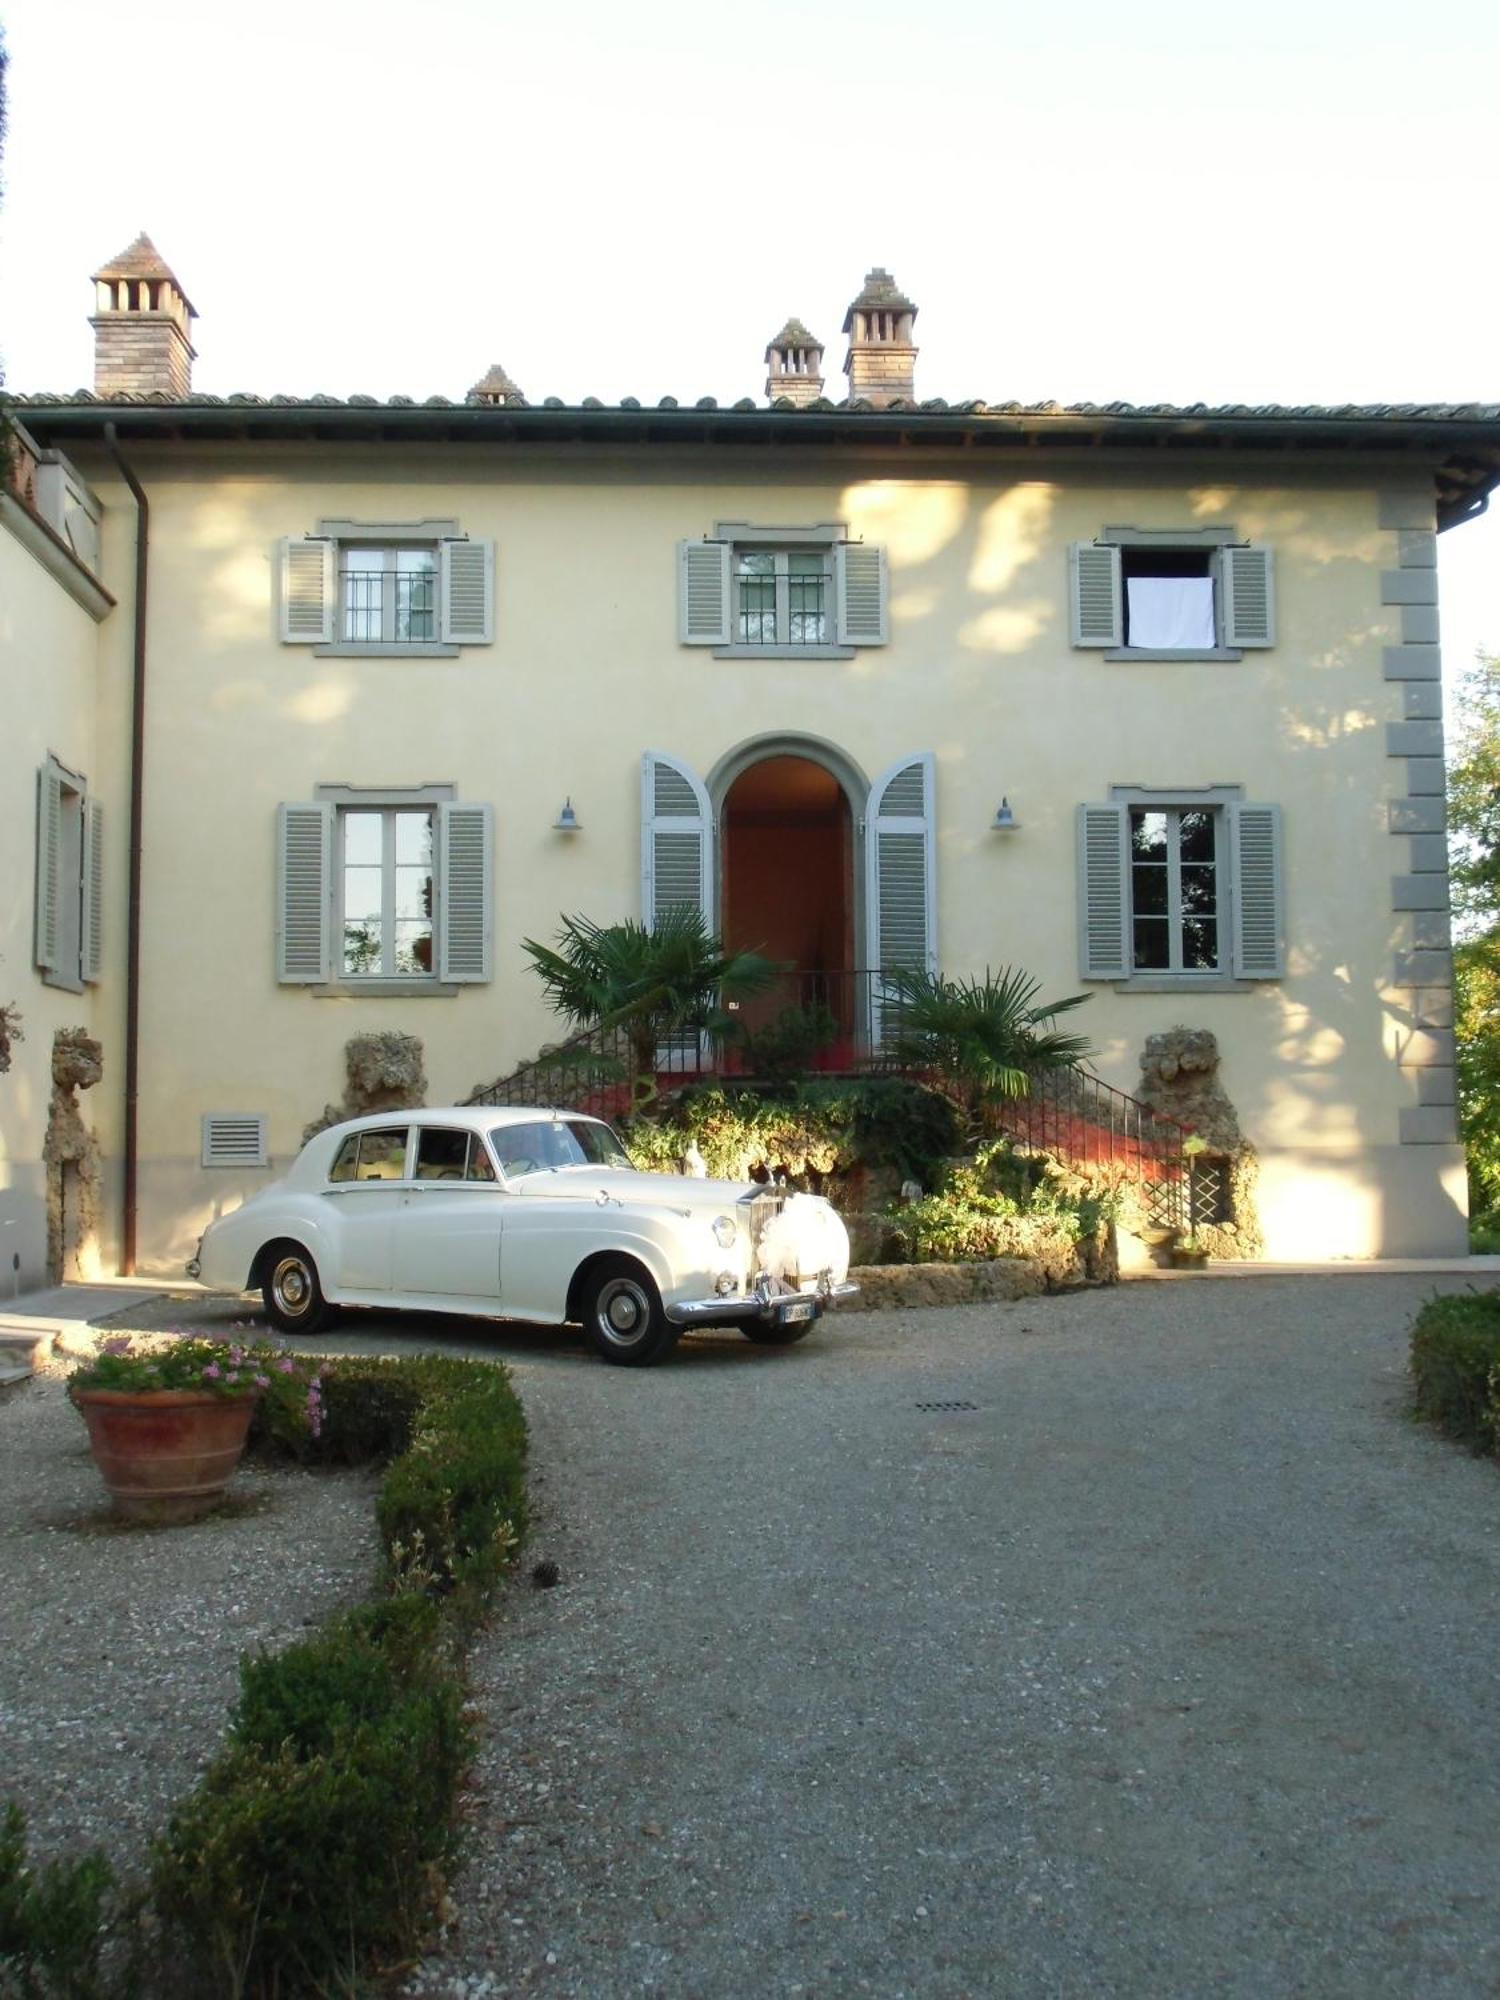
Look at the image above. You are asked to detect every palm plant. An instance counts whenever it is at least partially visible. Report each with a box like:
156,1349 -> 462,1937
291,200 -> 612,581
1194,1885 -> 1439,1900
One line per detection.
522,910 -> 778,1104
886,966 -> 1093,1137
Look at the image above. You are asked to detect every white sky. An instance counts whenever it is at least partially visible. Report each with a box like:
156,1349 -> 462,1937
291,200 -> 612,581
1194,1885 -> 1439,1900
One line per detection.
2,0 -> 1496,680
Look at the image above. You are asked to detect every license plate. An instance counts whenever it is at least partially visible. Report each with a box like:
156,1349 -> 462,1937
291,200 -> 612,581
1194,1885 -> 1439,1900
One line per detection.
779,1300 -> 816,1325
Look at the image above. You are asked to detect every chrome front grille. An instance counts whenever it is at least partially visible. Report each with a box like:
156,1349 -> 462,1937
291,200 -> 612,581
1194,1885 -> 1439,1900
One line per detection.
742,1188 -> 786,1250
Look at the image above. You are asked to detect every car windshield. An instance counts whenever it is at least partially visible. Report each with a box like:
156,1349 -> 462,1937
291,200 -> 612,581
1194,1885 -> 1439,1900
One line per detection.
487,1118 -> 634,1177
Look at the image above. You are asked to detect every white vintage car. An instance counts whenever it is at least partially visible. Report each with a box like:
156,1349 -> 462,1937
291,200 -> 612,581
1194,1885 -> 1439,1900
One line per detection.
189,1107 -> 856,1366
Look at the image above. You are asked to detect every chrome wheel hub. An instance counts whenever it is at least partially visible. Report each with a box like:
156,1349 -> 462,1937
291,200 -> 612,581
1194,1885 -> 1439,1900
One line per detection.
273,1259 -> 309,1312
598,1279 -> 647,1344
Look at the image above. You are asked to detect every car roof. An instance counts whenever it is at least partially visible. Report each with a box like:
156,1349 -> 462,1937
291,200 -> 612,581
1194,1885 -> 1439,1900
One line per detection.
311,1106 -> 607,1141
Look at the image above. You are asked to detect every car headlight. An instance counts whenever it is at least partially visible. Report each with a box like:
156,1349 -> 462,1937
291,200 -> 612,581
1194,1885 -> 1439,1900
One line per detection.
712,1214 -> 737,1249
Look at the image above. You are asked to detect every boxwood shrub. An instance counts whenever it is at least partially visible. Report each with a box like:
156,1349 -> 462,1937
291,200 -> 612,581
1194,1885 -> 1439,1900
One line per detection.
1410,1291 -> 1500,1455
148,1354 -> 528,1996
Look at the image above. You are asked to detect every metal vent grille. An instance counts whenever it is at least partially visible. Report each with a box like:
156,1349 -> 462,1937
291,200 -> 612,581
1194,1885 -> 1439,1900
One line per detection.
201,1114 -> 268,1169
916,1401 -> 979,1412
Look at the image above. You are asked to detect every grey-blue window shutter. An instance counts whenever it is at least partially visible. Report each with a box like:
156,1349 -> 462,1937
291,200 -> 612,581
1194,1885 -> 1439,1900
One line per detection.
1076,804 -> 1130,978
1069,542 -> 1123,647
866,753 -> 936,1043
276,802 -> 333,982
1222,546 -> 1276,648
677,541 -> 731,645
82,802 -> 103,985
34,764 -> 62,973
835,542 -> 889,645
438,803 -> 493,981
641,752 -> 713,927
440,539 -> 495,644
277,537 -> 334,643
1229,803 -> 1284,977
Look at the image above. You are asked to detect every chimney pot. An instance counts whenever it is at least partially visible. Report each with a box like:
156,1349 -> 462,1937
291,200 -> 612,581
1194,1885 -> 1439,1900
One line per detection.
89,233 -> 196,398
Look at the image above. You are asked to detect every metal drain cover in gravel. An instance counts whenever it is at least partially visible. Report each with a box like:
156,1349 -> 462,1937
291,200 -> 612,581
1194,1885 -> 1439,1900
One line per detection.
915,1400 -> 979,1412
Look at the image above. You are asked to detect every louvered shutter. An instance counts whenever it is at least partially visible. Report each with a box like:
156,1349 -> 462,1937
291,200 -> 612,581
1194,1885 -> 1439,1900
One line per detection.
34,765 -> 63,973
835,542 -> 889,645
1069,542 -> 1123,647
1076,804 -> 1130,978
1222,545 -> 1276,649
866,753 -> 936,1045
1229,803 -> 1284,978
438,803 -> 493,981
82,802 -> 103,985
677,540 -> 731,645
276,803 -> 333,982
278,537 -> 334,643
440,539 -> 495,644
641,753 -> 713,927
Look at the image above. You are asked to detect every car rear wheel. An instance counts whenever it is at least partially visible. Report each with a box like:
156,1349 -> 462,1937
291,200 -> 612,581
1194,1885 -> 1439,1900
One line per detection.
261,1242 -> 331,1336
578,1259 -> 678,1367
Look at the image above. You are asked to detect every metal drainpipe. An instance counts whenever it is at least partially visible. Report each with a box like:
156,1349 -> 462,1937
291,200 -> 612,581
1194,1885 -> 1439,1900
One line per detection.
103,423 -> 147,1275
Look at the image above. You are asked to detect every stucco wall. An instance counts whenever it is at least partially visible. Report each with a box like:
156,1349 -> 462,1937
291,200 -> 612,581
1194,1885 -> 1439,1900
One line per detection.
0,515 -> 108,1293
61,441 -> 1463,1269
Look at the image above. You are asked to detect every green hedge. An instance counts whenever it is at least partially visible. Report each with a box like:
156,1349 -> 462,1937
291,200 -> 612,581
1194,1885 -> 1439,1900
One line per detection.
1410,1292 -> 1500,1455
147,1355 -> 527,1997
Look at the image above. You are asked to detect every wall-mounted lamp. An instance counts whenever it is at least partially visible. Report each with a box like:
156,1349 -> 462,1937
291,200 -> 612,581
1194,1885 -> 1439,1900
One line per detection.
553,797 -> 581,833
991,796 -> 1021,832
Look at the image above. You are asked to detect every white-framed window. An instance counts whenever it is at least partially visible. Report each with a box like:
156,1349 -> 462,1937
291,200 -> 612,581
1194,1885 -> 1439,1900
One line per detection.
339,806 -> 436,977
1127,805 -> 1225,973
34,756 -> 102,991
277,519 -> 494,654
339,546 -> 438,646
1069,528 -> 1275,657
1076,789 -> 1284,985
678,522 -> 888,656
276,789 -> 492,988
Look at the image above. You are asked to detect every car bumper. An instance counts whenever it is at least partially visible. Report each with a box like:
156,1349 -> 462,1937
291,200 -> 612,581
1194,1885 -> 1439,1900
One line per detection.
666,1278 -> 860,1329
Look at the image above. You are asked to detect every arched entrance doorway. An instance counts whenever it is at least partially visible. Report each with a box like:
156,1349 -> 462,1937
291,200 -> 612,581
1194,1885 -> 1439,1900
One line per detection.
720,754 -> 856,1052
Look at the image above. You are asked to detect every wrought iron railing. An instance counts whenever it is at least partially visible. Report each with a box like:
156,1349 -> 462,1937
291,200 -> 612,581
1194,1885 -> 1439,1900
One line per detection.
340,570 -> 437,644
465,972 -> 1189,1221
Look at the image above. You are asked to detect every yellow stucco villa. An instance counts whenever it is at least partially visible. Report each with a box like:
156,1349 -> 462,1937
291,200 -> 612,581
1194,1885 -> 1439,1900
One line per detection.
4,236 -> 1499,1285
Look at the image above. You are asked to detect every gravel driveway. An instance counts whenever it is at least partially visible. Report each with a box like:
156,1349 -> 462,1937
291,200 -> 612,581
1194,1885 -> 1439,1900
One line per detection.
63,1276 -> 1500,1996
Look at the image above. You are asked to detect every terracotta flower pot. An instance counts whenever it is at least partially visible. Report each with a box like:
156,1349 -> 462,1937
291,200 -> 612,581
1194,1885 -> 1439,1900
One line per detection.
73,1388 -> 258,1523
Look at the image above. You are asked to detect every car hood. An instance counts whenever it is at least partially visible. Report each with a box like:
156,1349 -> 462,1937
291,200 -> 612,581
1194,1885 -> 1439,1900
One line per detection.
511,1168 -> 781,1212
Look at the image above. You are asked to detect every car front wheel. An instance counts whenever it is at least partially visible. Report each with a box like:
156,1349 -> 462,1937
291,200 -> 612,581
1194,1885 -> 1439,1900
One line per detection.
261,1242 -> 331,1336
578,1259 -> 678,1367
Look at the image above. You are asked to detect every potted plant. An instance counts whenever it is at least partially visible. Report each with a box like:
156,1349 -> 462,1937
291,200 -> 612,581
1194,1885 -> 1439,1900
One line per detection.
69,1334 -> 324,1523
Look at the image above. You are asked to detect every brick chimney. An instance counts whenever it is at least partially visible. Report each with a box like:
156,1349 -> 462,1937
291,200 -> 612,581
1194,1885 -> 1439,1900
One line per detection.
764,317 -> 825,407
90,233 -> 196,398
842,267 -> 918,407
466,362 -> 527,407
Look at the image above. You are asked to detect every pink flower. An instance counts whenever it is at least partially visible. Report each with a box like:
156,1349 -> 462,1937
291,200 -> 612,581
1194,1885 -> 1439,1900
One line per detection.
254,1373 -> 270,1388
101,1336 -> 131,1358
277,1358 -> 296,1375
224,1370 -> 240,1384
202,1362 -> 222,1380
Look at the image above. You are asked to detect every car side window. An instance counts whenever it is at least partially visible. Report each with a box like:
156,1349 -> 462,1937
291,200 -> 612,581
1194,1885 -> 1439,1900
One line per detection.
465,1138 -> 498,1183
328,1135 -> 360,1183
353,1128 -> 409,1181
415,1128 -> 469,1181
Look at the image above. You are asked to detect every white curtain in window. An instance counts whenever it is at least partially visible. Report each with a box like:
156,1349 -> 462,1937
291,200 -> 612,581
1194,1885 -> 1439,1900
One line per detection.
1127,576 -> 1215,649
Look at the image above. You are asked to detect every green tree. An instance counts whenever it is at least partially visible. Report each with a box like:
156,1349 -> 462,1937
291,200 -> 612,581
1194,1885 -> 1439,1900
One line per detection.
523,910 -> 777,1105
886,966 -> 1093,1140
1448,652 -> 1500,1227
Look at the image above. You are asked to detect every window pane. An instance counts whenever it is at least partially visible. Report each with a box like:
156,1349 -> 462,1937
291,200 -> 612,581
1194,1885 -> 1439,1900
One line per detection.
328,1135 -> 360,1183
1131,865 -> 1169,916
344,812 -> 383,866
491,1122 -> 552,1172
1132,917 -> 1171,970
788,561 -> 827,645
1178,810 -> 1216,863
394,920 -> 433,974
1180,864 -> 1217,916
354,1129 -> 408,1180
787,553 -> 825,576
737,552 -> 774,577
1182,918 -> 1219,970
466,1138 -> 498,1183
395,549 -> 436,574
394,813 -> 432,866
415,1127 -> 469,1179
343,922 -> 383,975
736,554 -> 777,645
1130,810 -> 1168,860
